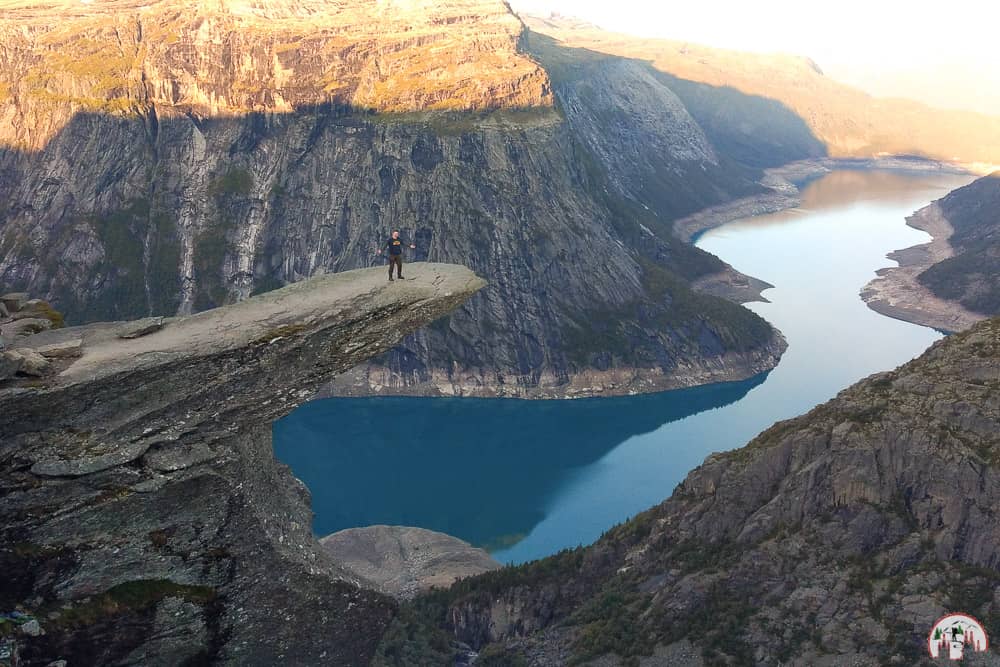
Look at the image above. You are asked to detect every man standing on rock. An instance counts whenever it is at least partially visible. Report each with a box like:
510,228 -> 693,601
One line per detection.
378,230 -> 416,281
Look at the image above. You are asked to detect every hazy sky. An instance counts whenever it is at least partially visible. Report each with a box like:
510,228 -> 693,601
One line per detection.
510,0 -> 1000,115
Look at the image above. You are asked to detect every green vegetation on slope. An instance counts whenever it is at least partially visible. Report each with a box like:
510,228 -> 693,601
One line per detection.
193,167 -> 254,310
50,198 -> 181,324
374,319 -> 1000,665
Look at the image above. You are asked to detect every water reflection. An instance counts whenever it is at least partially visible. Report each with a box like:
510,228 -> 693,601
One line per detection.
273,372 -> 767,550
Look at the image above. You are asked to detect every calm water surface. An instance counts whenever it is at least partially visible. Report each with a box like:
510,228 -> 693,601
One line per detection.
274,169 -> 974,564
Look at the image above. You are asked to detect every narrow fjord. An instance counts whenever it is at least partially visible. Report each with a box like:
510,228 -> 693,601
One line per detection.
275,168 -> 973,563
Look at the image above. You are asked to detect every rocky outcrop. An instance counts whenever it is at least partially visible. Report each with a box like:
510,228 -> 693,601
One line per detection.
0,263 -> 484,665
1,293 -> 66,379
863,172 -> 999,332
380,317 -> 1000,666
320,525 -> 501,600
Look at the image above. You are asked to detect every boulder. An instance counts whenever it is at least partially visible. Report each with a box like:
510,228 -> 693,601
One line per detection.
0,292 -> 29,312
10,300 -> 63,327
0,318 -> 52,338
0,301 -> 8,318
33,338 -> 83,359
118,316 -> 165,339
18,620 -> 41,637
8,349 -> 50,377
0,351 -> 24,380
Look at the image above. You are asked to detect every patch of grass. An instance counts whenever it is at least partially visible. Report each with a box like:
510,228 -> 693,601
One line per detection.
371,601 -> 454,667
666,538 -> 743,575
560,257 -> 774,368
250,274 -> 285,297
477,644 -> 529,666
45,579 -> 216,631
446,547 -> 588,600
208,168 -> 253,197
82,198 -> 151,320
192,215 -> 237,311
147,212 -> 182,316
637,256 -> 774,352
569,580 -> 654,664
604,510 -> 656,545
253,323 -> 310,344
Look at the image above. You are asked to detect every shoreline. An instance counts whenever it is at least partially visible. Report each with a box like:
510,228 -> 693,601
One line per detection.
671,156 -> 975,244
321,328 -> 787,399
859,202 -> 987,333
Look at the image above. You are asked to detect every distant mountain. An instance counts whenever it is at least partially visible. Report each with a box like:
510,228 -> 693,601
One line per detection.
824,61 -> 1000,118
918,173 -> 1000,315
522,14 -> 1000,170
376,316 -> 1000,665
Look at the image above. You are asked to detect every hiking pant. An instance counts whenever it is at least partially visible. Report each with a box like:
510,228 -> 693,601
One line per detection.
388,254 -> 403,278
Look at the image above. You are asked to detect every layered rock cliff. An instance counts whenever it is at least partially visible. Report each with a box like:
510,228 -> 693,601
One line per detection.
378,317 -> 1000,666
863,172 -> 999,332
0,263 -> 483,665
2,0 -> 792,398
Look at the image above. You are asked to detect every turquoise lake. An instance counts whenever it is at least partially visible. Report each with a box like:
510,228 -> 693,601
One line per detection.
273,169 -> 974,565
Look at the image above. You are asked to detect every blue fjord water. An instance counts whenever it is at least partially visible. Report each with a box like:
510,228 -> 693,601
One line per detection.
274,169 -> 974,565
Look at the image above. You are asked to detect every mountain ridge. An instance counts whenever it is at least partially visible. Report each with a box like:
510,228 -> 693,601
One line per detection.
521,13 -> 1000,170
2,0 -> 996,398
377,316 -> 1000,666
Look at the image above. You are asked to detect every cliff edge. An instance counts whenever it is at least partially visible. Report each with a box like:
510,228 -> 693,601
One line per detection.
1,262 -> 485,665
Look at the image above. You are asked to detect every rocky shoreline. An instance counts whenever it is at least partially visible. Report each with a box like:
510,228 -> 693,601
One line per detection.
379,317 -> 1000,665
321,329 -> 787,399
860,201 -> 987,333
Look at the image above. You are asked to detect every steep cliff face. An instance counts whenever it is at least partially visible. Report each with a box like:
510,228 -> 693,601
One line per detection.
0,0 -> 785,398
0,0 -> 552,151
0,263 -> 484,666
380,317 -> 1000,666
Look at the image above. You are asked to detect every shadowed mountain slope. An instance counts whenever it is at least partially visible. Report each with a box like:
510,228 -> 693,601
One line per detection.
377,317 -> 1000,666
523,14 -> 1000,168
